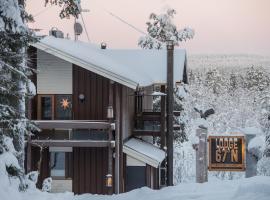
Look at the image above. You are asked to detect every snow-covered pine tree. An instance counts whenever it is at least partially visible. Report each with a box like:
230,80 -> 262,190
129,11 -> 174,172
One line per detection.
0,1 -> 38,190
0,0 -> 81,191
138,8 -> 194,144
138,8 -> 194,49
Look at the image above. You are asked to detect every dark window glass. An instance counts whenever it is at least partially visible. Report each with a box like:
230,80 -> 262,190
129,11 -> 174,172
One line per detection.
55,95 -> 72,120
41,97 -> 52,120
50,152 -> 65,177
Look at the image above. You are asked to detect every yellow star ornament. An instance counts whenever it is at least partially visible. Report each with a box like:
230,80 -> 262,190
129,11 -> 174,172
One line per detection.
60,98 -> 70,110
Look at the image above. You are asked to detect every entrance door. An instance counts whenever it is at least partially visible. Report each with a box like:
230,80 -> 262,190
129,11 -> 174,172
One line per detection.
125,156 -> 146,192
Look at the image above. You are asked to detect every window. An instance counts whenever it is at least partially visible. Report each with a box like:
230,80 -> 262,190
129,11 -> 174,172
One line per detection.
50,152 -> 65,177
37,94 -> 72,120
38,95 -> 54,120
55,95 -> 72,120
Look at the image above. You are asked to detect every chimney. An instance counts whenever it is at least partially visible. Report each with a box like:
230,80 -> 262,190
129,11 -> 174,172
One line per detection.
101,42 -> 107,49
166,40 -> 174,186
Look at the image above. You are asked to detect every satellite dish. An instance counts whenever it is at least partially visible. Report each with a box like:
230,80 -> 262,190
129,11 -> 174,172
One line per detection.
74,22 -> 83,35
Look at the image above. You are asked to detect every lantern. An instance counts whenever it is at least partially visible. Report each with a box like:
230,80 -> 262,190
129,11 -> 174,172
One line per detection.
106,174 -> 113,187
107,106 -> 114,119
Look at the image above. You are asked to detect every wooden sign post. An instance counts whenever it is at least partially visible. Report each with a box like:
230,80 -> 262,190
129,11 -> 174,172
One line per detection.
208,135 -> 246,171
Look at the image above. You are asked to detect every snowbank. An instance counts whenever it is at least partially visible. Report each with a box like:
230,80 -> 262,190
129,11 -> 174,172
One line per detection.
1,176 -> 270,200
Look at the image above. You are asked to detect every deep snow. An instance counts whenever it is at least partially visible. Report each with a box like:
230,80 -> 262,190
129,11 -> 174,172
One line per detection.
1,176 -> 269,200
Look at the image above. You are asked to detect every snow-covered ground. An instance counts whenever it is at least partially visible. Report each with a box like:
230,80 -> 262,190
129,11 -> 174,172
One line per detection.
1,176 -> 269,200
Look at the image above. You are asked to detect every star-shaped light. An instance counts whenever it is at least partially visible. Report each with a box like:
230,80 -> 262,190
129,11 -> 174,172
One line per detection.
60,98 -> 70,110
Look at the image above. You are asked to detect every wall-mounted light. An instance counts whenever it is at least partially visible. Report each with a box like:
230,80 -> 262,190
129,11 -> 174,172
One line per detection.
107,105 -> 114,119
105,174 -> 113,187
78,94 -> 85,102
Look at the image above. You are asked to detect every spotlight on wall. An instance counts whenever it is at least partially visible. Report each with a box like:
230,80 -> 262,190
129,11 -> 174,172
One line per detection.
78,94 -> 85,102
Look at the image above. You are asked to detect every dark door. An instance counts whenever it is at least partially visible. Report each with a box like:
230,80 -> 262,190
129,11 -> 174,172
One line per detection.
126,166 -> 146,192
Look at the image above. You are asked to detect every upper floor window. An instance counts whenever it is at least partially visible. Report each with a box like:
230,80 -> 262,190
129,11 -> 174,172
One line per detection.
38,94 -> 72,120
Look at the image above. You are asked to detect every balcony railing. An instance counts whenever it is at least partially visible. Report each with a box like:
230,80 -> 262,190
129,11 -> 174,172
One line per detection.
30,120 -> 114,147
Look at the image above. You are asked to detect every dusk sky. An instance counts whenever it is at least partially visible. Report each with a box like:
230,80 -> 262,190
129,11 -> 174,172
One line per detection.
26,0 -> 270,55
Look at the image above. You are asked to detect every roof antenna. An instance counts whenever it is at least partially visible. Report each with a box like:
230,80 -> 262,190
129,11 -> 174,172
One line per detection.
74,3 -> 90,41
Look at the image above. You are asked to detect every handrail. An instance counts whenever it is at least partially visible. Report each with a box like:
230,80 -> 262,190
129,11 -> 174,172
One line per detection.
34,120 -> 111,129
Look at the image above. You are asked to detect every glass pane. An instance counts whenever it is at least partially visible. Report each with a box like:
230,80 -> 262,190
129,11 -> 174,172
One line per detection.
50,152 -> 65,177
71,129 -> 108,140
56,95 -> 72,120
41,97 -> 52,120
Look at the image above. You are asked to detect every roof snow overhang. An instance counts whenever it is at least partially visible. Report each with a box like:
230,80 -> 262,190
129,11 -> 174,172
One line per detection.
32,36 -> 187,89
123,138 -> 166,168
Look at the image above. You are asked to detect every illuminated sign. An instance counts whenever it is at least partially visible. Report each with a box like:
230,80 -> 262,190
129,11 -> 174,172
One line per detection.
208,136 -> 245,171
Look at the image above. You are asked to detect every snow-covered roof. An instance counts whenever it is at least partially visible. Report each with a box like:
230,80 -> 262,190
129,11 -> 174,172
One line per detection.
32,36 -> 186,89
123,138 -> 166,168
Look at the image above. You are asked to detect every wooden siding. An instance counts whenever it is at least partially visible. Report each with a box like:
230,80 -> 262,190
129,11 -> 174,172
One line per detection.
37,49 -> 72,94
73,65 -> 110,120
72,147 -> 110,194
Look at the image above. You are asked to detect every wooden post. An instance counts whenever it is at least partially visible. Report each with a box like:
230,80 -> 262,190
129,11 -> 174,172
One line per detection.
246,133 -> 257,178
115,83 -> 121,194
196,128 -> 208,183
166,41 -> 174,186
160,85 -> 166,149
107,81 -> 114,194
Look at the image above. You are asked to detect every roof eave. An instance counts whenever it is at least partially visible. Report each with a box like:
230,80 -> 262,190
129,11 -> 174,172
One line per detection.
32,42 -> 138,90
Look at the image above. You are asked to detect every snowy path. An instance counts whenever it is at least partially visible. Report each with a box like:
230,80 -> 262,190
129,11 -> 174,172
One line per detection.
13,176 -> 270,200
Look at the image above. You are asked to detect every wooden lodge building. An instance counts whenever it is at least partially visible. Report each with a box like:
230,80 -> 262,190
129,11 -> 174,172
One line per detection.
26,35 -> 188,194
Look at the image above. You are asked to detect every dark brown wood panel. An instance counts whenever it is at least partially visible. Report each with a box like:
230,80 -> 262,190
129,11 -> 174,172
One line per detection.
73,65 -> 110,120
72,147 -> 110,194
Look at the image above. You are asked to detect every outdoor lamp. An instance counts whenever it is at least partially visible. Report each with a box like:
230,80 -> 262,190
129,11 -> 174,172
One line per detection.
106,174 -> 113,187
107,106 -> 114,119
78,94 -> 85,102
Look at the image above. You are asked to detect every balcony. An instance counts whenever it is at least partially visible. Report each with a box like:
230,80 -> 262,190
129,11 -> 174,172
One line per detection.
30,120 -> 114,147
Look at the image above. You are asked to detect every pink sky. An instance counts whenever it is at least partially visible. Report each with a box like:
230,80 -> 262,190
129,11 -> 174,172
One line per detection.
26,0 -> 270,55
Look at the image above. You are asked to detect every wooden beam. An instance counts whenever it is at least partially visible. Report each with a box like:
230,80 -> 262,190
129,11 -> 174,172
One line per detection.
160,85 -> 166,149
34,120 -> 111,129
30,140 -> 111,147
115,83 -> 120,194
108,81 -> 114,195
166,41 -> 174,186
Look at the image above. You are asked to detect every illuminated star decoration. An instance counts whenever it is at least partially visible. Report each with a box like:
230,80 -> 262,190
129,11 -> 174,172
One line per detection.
60,98 -> 70,110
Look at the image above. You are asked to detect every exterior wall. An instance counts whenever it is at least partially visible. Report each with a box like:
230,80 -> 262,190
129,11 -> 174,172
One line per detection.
121,86 -> 135,140
37,49 -> 72,94
72,64 -> 109,120
72,147 -> 110,194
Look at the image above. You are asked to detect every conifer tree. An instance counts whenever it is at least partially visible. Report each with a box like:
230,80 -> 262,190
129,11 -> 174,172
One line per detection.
0,0 -> 80,191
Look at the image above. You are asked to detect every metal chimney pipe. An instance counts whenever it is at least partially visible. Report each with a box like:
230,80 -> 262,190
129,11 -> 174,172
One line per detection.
166,40 -> 174,186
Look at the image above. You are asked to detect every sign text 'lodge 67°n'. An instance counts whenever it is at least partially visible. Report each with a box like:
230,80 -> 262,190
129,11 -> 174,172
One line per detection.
208,135 -> 246,171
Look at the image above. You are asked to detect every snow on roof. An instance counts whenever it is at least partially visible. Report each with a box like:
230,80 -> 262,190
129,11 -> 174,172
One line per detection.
32,36 -> 186,89
123,138 -> 166,168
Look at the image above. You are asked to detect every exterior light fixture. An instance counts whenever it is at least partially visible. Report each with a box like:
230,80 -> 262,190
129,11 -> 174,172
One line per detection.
78,94 -> 85,102
105,174 -> 113,187
107,106 -> 114,119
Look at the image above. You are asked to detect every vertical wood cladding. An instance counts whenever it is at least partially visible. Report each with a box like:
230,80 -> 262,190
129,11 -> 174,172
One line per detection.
72,147 -> 109,194
73,65 -> 110,120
